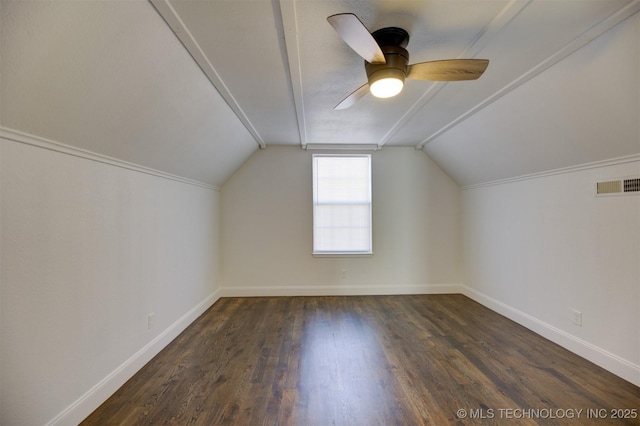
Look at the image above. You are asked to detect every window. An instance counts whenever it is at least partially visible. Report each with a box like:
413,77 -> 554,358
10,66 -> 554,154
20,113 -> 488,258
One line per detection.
312,154 -> 372,255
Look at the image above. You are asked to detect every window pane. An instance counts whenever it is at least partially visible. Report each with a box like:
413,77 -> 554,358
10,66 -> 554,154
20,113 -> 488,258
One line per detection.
314,205 -> 370,229
313,155 -> 372,254
316,157 -> 371,203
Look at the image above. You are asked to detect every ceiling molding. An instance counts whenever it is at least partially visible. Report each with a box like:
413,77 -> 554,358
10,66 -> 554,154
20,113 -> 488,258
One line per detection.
377,0 -> 533,148
305,143 -> 380,151
277,0 -> 308,148
416,0 -> 640,150
0,127 -> 220,191
461,154 -> 640,190
149,0 -> 266,149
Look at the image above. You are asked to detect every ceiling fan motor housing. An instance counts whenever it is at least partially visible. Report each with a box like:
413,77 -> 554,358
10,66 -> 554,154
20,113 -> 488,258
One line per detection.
371,26 -> 410,48
365,45 -> 410,87
365,27 -> 411,92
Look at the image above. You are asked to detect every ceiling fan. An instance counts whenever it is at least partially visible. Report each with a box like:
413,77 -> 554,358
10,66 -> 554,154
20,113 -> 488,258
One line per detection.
327,13 -> 490,110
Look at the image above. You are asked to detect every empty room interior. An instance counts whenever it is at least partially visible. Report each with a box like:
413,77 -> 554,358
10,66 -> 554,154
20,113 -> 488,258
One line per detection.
1,0 -> 639,425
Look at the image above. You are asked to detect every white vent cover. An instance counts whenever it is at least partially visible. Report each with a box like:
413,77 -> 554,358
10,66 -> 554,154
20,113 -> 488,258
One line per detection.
596,178 -> 640,195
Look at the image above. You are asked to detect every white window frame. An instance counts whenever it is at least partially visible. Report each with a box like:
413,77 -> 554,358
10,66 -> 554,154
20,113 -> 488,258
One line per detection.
312,154 -> 373,256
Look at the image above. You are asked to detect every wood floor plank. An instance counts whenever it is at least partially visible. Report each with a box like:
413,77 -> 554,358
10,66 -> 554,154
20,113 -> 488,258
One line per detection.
82,295 -> 639,425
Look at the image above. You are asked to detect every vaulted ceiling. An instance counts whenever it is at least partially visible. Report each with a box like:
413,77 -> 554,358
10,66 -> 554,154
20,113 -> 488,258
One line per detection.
1,0 -> 638,187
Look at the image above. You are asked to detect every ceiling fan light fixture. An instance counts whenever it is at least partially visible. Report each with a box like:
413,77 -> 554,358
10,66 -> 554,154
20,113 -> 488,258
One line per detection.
368,68 -> 405,98
370,76 -> 404,98
328,13 -> 489,109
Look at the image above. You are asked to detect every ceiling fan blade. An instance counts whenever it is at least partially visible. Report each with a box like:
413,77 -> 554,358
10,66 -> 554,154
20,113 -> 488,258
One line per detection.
406,59 -> 489,81
334,83 -> 369,110
327,13 -> 386,64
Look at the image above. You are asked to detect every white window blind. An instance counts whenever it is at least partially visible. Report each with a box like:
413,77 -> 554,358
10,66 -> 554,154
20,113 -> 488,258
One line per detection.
312,154 -> 372,254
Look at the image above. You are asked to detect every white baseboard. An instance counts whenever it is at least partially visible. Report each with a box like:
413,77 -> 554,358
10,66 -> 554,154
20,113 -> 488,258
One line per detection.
461,285 -> 640,387
219,283 -> 462,298
47,289 -> 222,426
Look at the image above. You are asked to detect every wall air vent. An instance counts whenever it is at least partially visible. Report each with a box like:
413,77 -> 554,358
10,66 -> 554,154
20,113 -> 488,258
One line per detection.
623,178 -> 640,192
597,180 -> 622,194
596,177 -> 640,196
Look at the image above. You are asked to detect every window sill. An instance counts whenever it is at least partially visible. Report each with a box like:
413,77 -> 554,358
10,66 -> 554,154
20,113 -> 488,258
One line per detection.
312,252 -> 373,258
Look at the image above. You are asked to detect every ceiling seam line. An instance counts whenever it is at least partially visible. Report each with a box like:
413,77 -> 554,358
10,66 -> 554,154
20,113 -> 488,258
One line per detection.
410,0 -> 532,150
417,0 -> 640,149
149,0 -> 266,149
277,0 -> 308,148
375,0 -> 533,149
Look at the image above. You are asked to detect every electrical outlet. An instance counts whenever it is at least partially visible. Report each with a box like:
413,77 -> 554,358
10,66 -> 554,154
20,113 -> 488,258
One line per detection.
147,313 -> 155,330
571,309 -> 582,327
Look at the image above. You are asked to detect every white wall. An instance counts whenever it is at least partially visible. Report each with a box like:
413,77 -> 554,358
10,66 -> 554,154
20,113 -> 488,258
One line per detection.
0,135 -> 222,425
221,146 -> 461,295
461,159 -> 640,386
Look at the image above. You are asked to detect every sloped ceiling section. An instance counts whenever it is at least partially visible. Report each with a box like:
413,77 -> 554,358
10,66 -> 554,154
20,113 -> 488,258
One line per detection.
2,0 -> 638,187
425,12 -> 640,186
0,0 -> 258,187
152,1 -> 638,146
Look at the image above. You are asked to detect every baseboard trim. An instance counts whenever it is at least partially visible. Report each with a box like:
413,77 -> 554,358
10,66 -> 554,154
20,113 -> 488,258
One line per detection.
460,285 -> 640,387
47,289 -> 222,426
45,284 -> 639,425
220,283 -> 461,298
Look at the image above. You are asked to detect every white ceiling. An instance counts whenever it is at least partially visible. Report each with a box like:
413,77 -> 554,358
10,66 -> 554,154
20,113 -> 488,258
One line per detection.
1,0 -> 638,187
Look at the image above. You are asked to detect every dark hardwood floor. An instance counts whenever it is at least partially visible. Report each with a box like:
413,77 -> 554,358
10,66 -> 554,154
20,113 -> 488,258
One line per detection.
82,295 -> 639,425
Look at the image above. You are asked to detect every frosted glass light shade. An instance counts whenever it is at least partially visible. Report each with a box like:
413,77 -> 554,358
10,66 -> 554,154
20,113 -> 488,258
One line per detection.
369,77 -> 404,98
